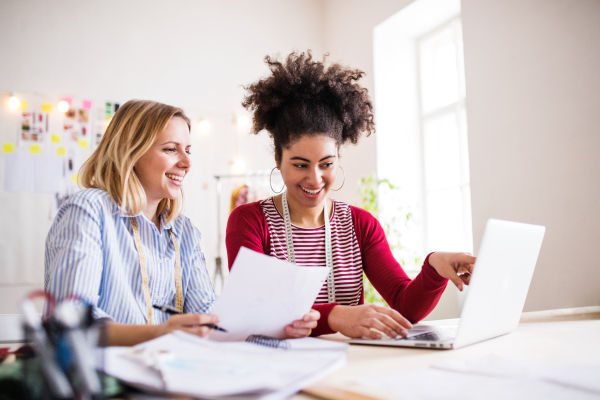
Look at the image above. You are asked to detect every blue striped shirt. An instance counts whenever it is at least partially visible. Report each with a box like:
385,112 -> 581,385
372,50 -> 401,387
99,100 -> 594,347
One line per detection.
44,188 -> 216,324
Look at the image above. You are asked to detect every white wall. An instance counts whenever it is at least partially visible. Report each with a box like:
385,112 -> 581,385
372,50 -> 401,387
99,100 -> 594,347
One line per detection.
0,0 -> 325,313
462,0 -> 600,311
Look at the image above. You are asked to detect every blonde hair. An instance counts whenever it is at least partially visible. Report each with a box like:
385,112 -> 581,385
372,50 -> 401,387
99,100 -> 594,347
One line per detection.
80,100 -> 191,223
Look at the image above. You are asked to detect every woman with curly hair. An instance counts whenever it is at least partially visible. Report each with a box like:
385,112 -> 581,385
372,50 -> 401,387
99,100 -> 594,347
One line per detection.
226,51 -> 475,339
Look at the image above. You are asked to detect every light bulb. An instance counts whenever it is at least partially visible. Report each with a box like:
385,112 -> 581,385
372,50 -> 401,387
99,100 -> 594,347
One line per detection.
8,96 -> 20,110
231,159 -> 246,173
58,100 -> 70,113
237,116 -> 250,128
198,120 -> 211,134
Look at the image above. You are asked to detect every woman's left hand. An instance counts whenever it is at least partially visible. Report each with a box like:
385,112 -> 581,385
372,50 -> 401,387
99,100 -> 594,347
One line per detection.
283,309 -> 320,338
428,252 -> 476,291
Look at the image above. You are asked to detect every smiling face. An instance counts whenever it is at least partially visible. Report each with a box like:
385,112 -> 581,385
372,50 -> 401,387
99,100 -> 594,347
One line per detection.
278,134 -> 338,209
134,116 -> 191,206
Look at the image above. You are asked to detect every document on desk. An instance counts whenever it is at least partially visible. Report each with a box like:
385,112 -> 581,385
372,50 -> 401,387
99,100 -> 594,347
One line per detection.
210,247 -> 330,342
352,356 -> 600,400
101,331 -> 347,400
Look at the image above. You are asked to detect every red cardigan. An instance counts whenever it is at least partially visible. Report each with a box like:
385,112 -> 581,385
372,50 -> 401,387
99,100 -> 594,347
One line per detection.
226,201 -> 448,336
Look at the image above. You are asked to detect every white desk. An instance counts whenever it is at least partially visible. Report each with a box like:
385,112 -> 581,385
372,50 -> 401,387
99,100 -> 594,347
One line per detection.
298,307 -> 600,400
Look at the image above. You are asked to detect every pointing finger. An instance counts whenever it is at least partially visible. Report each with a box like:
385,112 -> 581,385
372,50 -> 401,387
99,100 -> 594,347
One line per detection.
449,274 -> 464,291
460,273 -> 471,285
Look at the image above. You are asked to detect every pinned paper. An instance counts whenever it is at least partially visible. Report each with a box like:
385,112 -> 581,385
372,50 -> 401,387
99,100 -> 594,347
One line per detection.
82,99 -> 92,110
61,96 -> 72,105
5,154 -> 63,192
105,102 -> 112,120
42,103 -> 52,113
30,145 -> 41,154
71,174 -> 79,185
36,155 -> 63,192
20,100 -> 28,110
56,147 -> 66,156
78,139 -> 88,148
51,134 -> 61,143
4,154 -> 34,192
3,143 -> 14,153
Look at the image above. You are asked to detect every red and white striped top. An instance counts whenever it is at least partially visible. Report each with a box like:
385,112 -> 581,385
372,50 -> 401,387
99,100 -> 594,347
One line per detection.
260,197 -> 363,306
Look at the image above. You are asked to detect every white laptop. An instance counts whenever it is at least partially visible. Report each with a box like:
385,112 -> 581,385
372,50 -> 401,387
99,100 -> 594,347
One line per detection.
349,219 -> 545,350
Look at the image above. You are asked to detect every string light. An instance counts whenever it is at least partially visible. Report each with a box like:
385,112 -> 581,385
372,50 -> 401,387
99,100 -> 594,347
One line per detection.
8,96 -> 20,110
237,116 -> 250,128
198,119 -> 211,134
57,100 -> 70,113
231,159 -> 246,173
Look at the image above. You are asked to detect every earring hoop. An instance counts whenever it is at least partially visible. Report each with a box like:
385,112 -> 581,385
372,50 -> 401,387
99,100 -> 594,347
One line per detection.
270,167 -> 285,194
331,166 -> 345,191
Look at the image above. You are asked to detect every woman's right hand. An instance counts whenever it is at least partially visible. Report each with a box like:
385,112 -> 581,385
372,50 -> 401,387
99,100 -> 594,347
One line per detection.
157,313 -> 220,339
328,304 -> 412,339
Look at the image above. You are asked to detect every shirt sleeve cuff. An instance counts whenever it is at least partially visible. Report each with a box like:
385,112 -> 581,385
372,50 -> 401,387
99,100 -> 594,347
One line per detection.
310,303 -> 340,337
423,252 -> 449,284
92,307 -> 113,321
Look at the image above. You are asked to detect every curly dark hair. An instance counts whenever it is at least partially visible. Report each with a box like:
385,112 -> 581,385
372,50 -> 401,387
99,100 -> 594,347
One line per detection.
242,51 -> 375,161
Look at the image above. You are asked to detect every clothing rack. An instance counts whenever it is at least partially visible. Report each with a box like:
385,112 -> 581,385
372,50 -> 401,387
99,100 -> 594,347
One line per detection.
212,171 -> 273,292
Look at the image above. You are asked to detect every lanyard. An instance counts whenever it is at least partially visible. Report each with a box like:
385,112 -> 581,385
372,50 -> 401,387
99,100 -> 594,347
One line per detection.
129,217 -> 183,325
281,191 -> 336,303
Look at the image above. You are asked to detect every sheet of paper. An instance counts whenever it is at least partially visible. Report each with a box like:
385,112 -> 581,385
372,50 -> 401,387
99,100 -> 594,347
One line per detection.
355,367 -> 599,400
4,153 -> 35,192
210,247 -> 330,342
433,355 -> 600,395
101,331 -> 346,399
34,154 -> 63,192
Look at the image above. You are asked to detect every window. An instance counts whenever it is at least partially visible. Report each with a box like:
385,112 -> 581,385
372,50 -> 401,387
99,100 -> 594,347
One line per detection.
417,18 -> 473,254
373,0 -> 470,278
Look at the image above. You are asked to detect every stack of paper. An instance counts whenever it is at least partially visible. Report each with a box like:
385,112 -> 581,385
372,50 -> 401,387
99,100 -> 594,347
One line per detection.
101,331 -> 348,400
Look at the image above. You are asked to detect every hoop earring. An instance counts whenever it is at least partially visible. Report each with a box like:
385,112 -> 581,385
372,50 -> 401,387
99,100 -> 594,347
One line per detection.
270,167 -> 285,194
331,166 -> 345,191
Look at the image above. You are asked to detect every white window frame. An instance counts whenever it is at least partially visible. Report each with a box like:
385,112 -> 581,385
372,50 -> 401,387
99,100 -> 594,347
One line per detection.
416,17 -> 473,254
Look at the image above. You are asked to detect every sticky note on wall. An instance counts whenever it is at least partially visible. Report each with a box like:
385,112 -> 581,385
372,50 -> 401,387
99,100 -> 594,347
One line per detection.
20,101 -> 28,110
56,147 -> 66,156
61,96 -> 72,105
82,99 -> 92,110
42,104 -> 52,113
30,145 -> 40,154
3,143 -> 14,153
78,139 -> 88,148
51,134 -> 61,143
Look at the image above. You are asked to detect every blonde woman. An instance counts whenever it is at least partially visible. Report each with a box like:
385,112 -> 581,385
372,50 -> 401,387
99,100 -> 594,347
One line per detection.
45,99 -> 317,346
44,100 -> 220,346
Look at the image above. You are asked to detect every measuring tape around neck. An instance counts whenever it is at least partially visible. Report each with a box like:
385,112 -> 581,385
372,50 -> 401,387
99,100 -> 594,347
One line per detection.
281,191 -> 336,303
129,217 -> 183,325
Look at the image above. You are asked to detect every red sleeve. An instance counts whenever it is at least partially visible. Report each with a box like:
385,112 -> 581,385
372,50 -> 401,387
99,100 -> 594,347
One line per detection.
225,202 -> 270,270
350,206 -> 448,324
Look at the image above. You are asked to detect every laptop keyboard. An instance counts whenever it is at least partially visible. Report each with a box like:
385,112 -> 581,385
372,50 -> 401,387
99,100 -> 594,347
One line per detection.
398,326 -> 458,342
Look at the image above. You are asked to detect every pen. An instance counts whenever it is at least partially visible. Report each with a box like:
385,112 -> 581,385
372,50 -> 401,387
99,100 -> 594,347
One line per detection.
152,304 -> 227,332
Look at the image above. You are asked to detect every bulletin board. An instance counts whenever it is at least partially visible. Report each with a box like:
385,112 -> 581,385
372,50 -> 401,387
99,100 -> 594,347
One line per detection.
2,95 -> 120,215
